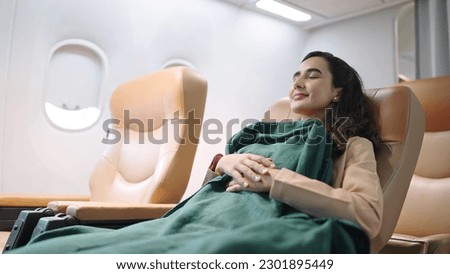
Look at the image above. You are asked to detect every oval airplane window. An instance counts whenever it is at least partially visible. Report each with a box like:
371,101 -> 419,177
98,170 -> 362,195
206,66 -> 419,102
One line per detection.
44,39 -> 107,130
160,58 -> 196,69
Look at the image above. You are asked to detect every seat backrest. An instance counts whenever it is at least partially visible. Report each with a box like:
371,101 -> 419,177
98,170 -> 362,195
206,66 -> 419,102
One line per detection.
264,86 -> 425,253
89,67 -> 207,204
393,75 -> 450,237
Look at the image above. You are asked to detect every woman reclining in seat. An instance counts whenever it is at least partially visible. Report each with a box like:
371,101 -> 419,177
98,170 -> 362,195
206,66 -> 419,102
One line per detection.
9,51 -> 382,254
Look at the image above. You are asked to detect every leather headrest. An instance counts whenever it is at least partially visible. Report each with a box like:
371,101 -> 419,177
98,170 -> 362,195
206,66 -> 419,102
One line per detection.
396,75 -> 450,178
110,67 -> 186,132
366,87 -> 410,142
395,75 -> 450,132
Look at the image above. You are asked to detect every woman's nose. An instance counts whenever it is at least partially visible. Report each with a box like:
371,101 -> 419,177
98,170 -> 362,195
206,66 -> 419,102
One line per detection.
293,76 -> 305,89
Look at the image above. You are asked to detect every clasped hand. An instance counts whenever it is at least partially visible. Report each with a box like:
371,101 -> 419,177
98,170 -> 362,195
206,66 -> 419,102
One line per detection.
215,153 -> 279,192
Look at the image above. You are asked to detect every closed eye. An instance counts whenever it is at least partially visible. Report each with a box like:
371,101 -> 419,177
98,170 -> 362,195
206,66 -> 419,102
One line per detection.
292,68 -> 322,81
307,71 -> 321,79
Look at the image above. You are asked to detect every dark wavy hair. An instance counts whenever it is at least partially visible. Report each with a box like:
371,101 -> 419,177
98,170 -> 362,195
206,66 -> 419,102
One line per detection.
302,51 -> 381,158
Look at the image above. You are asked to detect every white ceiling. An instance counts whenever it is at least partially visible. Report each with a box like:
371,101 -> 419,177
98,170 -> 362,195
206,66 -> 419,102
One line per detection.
220,0 -> 413,29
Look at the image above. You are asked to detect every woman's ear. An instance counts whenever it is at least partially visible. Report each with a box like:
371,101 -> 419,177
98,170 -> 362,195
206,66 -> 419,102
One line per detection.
332,87 -> 343,101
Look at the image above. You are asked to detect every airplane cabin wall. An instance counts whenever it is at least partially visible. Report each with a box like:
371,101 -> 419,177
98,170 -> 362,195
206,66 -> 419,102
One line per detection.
0,0 -> 16,195
300,4 -> 406,89
0,0 -> 307,199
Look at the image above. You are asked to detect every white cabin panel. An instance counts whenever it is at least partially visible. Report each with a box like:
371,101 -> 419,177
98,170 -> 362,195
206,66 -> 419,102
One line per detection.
0,0 -> 17,193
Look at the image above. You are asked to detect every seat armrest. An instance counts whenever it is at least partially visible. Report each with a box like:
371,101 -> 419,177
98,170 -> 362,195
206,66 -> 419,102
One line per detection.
380,233 -> 450,254
420,234 -> 450,253
0,194 -> 89,231
47,200 -> 91,214
65,202 -> 176,221
0,194 -> 89,207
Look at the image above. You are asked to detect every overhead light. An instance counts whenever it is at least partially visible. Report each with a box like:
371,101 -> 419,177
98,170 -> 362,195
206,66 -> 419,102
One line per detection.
256,0 -> 312,22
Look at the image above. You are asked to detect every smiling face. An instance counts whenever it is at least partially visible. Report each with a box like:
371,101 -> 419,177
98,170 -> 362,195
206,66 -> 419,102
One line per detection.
289,56 -> 342,120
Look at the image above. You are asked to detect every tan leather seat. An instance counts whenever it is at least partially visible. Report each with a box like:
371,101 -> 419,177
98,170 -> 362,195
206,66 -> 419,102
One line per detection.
264,86 -> 425,253
380,75 -> 450,254
0,67 -> 207,250
53,66 -> 208,220
90,66 -> 207,204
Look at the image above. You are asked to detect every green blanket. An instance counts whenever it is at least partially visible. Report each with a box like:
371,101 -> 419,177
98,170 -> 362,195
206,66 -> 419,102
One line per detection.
9,119 -> 369,254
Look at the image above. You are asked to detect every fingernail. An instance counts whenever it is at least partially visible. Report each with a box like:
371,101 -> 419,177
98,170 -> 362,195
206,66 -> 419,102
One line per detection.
254,176 -> 261,181
243,182 -> 249,188
261,168 -> 268,174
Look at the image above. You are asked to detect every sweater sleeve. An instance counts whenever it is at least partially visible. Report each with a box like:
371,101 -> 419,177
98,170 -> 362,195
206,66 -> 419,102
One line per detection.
269,137 -> 383,239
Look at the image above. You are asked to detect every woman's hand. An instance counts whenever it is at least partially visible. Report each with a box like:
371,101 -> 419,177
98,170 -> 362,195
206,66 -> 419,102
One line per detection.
226,168 -> 280,193
215,153 -> 275,188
